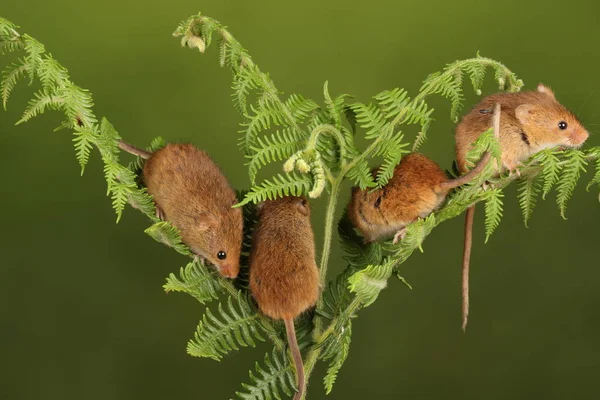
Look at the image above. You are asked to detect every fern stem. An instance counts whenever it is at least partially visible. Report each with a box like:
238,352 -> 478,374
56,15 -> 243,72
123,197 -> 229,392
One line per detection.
306,124 -> 347,168
183,15 -> 303,137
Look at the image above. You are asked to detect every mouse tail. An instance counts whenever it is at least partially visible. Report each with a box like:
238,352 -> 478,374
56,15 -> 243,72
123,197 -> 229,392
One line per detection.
118,140 -> 152,159
284,318 -> 305,400
440,102 -> 502,192
462,205 -> 476,332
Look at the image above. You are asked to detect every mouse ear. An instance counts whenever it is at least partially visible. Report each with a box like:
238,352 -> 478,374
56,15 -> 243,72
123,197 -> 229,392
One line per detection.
515,104 -> 536,124
296,197 -> 310,216
537,83 -> 556,100
195,212 -> 217,232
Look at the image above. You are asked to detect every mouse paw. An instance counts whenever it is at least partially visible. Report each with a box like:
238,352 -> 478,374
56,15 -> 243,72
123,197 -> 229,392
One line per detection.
193,253 -> 206,265
393,228 -> 407,244
155,207 -> 165,220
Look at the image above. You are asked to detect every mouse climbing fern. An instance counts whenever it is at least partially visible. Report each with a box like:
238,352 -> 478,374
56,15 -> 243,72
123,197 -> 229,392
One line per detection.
2,12 -> 599,400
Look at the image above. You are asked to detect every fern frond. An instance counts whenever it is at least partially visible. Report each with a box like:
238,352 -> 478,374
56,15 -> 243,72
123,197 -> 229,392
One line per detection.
322,319 -> 352,394
346,153 -> 376,189
348,262 -> 394,307
16,89 -> 64,124
466,62 -> 486,94
22,34 -> 45,83
164,260 -> 221,304
126,187 -> 157,220
285,93 -> 319,123
61,83 -> 97,128
349,102 -> 388,139
144,221 -> 191,256
235,348 -> 296,400
241,100 -> 291,154
484,189 -> 504,242
586,147 -> 600,197
187,292 -> 265,360
536,149 -> 563,199
38,55 -> 70,90
338,211 -> 383,268
420,70 -> 464,122
1,60 -> 27,108
247,129 -> 305,184
517,174 -> 542,227
373,134 -> 409,188
236,172 -> 313,206
387,214 -> 437,263
72,126 -> 97,174
556,149 -> 587,218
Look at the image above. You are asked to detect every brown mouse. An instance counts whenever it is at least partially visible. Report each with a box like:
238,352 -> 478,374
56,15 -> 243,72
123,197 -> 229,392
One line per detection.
456,84 -> 589,331
248,196 -> 320,400
348,104 -> 501,245
118,141 -> 243,279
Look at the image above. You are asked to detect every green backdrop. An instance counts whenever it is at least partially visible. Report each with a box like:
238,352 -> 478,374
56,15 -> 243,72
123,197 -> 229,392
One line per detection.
1,1 -> 599,399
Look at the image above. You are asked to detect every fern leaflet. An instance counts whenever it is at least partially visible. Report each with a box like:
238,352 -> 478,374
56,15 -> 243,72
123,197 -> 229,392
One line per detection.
484,189 -> 504,242
164,260 -> 221,305
187,292 -> 265,360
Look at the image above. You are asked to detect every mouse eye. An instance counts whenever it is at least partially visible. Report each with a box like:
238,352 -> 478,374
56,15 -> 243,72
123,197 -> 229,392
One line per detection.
217,251 -> 227,260
558,121 -> 568,130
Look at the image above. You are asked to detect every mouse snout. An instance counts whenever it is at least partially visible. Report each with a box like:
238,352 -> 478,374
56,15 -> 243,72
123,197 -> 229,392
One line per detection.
218,262 -> 240,279
569,127 -> 589,147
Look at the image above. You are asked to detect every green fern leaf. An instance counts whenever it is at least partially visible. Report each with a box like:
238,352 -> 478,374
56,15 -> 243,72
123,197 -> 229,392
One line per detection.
348,262 -> 394,307
484,189 -> 504,243
72,126 -> 97,174
22,34 -> 45,83
556,149 -> 587,219
187,291 -> 265,360
517,174 -> 542,227
467,63 -> 486,94
536,149 -> 563,199
144,221 -> 191,256
387,214 -> 437,263
247,129 -> 305,184
285,93 -> 319,123
585,147 -> 600,196
126,187 -> 157,220
38,55 -> 70,90
338,211 -> 383,268
61,83 -> 97,128
1,60 -> 28,108
110,182 -> 137,223
346,154 -> 376,190
374,134 -> 409,188
16,89 -> 64,124
236,172 -> 313,207
322,319 -> 352,394
349,102 -> 388,139
235,349 -> 296,400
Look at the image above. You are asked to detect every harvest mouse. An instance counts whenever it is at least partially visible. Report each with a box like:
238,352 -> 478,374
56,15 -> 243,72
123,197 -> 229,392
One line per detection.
347,103 -> 501,245
248,196 -> 320,400
119,141 -> 243,279
456,84 -> 589,331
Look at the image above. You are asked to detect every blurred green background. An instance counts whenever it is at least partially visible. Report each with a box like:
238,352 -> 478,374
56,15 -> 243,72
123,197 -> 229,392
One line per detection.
1,1 -> 599,399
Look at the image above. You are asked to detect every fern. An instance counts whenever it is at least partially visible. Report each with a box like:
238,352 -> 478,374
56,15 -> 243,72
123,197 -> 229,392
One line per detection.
348,262 -> 394,307
517,174 -> 542,227
187,292 -> 265,360
247,129 -> 306,184
164,260 -> 221,305
556,149 -> 587,218
235,349 -> 296,400
1,60 -> 27,108
236,172 -> 314,206
484,189 -> 504,243
144,221 -> 191,256
322,319 -> 352,394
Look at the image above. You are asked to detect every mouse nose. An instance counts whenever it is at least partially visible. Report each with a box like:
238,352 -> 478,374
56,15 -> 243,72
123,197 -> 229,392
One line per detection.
571,128 -> 589,146
219,262 -> 239,279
